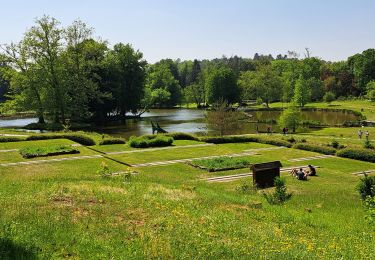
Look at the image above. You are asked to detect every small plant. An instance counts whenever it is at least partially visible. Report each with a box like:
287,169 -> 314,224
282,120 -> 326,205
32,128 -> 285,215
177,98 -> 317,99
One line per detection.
263,177 -> 292,205
364,196 -> 375,223
97,161 -> 111,178
357,174 -> 375,200
331,140 -> 339,149
300,138 -> 307,143
364,140 -> 374,149
235,182 -> 254,194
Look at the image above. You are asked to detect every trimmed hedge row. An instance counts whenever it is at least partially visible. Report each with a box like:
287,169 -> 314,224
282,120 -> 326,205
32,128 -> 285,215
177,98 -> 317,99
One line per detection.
164,132 -> 199,141
292,143 -> 337,155
99,138 -> 126,145
337,148 -> 375,163
0,136 -> 26,142
128,135 -> 174,148
25,134 -> 95,146
200,135 -> 292,148
20,145 -> 80,159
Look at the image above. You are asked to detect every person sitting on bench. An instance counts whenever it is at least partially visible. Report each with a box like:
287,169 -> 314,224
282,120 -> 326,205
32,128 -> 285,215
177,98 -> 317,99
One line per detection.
296,168 -> 307,180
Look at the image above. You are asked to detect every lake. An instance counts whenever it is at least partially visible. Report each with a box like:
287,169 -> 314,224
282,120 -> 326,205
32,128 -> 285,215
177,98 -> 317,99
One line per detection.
0,108 -> 359,139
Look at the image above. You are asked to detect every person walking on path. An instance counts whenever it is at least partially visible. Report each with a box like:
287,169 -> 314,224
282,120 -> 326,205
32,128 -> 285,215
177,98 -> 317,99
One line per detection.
358,129 -> 363,139
365,130 -> 369,140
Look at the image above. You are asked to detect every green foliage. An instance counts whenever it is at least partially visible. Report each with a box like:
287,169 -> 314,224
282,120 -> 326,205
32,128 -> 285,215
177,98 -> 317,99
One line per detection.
128,135 -> 174,148
293,75 -> 310,107
190,156 -> 251,172
331,140 -> 340,149
293,143 -> 337,155
337,148 -> 375,162
364,196 -> 375,223
278,104 -> 301,132
238,65 -> 282,107
357,175 -> 375,200
323,91 -> 336,104
200,135 -> 292,147
25,133 -> 95,146
164,132 -> 199,141
263,177 -> 292,205
24,122 -> 63,131
97,161 -> 111,178
205,66 -> 239,104
364,140 -> 374,149
0,136 -> 26,142
99,138 -> 126,145
19,145 -> 79,158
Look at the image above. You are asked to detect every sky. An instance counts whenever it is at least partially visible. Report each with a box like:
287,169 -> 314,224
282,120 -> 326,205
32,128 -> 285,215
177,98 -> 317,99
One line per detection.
1,0 -> 374,63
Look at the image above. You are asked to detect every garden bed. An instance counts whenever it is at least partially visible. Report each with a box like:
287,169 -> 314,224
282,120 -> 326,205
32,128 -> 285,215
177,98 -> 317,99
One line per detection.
188,156 -> 252,172
20,145 -> 80,159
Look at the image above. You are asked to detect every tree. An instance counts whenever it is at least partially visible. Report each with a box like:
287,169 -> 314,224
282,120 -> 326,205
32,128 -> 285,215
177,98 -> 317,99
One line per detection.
323,91 -> 336,104
238,65 -> 282,107
206,99 -> 242,136
105,43 -> 147,117
278,103 -> 301,133
348,49 -> 375,95
146,63 -> 182,107
366,81 -> 375,101
293,75 -> 310,107
205,66 -> 239,104
24,16 -> 66,122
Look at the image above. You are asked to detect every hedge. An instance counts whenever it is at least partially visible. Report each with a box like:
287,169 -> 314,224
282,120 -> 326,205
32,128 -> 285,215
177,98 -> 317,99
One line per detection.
20,145 -> 80,159
99,138 -> 126,145
200,135 -> 292,148
25,133 -> 95,146
128,135 -> 174,148
164,132 -> 199,141
0,136 -> 26,142
292,143 -> 337,155
337,148 -> 375,163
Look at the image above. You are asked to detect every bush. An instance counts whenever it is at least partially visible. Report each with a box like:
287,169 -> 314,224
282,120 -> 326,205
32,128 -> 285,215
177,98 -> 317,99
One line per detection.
128,135 -> 174,148
323,91 -> 336,103
20,145 -> 79,159
331,140 -> 339,149
26,133 -> 95,146
263,177 -> 292,205
293,143 -> 336,155
24,122 -> 63,131
0,136 -> 26,142
164,132 -> 199,141
99,138 -> 126,145
364,196 -> 375,223
357,175 -> 375,200
337,148 -> 375,163
200,135 -> 292,147
364,140 -> 374,149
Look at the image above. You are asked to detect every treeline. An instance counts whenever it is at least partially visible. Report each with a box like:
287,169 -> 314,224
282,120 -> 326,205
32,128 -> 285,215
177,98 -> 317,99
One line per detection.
1,16 -> 375,124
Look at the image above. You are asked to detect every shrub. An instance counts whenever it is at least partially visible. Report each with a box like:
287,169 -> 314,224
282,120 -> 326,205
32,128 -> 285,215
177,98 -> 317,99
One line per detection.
357,175 -> 375,200
364,140 -> 374,149
20,145 -> 79,159
0,136 -> 26,142
25,133 -> 95,146
128,135 -> 174,148
293,143 -> 336,155
364,196 -> 375,223
323,91 -> 336,103
200,135 -> 292,147
331,140 -> 339,149
99,138 -> 126,145
25,122 -> 63,131
337,148 -> 375,163
263,177 -> 292,205
236,182 -> 254,194
164,132 -> 199,141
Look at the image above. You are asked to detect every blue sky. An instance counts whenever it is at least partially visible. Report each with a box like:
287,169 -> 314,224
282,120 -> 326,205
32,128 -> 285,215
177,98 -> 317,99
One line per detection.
1,0 -> 374,62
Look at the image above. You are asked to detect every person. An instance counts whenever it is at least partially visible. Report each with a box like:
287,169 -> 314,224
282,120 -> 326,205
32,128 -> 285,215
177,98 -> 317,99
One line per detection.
307,165 -> 316,176
267,127 -> 271,134
365,131 -> 369,140
282,127 -> 286,135
296,168 -> 307,180
358,129 -> 363,139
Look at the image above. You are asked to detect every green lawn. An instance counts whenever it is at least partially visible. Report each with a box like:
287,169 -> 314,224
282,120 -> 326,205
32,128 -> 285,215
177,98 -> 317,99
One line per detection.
0,130 -> 374,258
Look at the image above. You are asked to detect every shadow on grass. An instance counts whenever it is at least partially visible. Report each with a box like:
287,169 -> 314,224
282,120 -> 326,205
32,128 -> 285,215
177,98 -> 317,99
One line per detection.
0,238 -> 37,260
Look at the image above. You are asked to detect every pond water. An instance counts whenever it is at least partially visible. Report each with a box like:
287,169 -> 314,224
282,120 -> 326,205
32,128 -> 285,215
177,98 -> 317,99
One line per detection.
0,108 -> 359,139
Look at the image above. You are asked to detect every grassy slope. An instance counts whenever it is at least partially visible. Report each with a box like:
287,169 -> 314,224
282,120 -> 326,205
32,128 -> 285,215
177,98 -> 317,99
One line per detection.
0,137 -> 374,258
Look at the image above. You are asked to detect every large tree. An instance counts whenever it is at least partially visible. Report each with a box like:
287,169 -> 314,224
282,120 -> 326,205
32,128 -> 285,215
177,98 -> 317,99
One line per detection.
205,66 -> 239,104
238,65 -> 282,107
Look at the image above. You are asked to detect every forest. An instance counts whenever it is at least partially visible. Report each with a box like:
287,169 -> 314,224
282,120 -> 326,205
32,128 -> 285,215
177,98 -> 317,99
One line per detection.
1,16 -> 375,125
